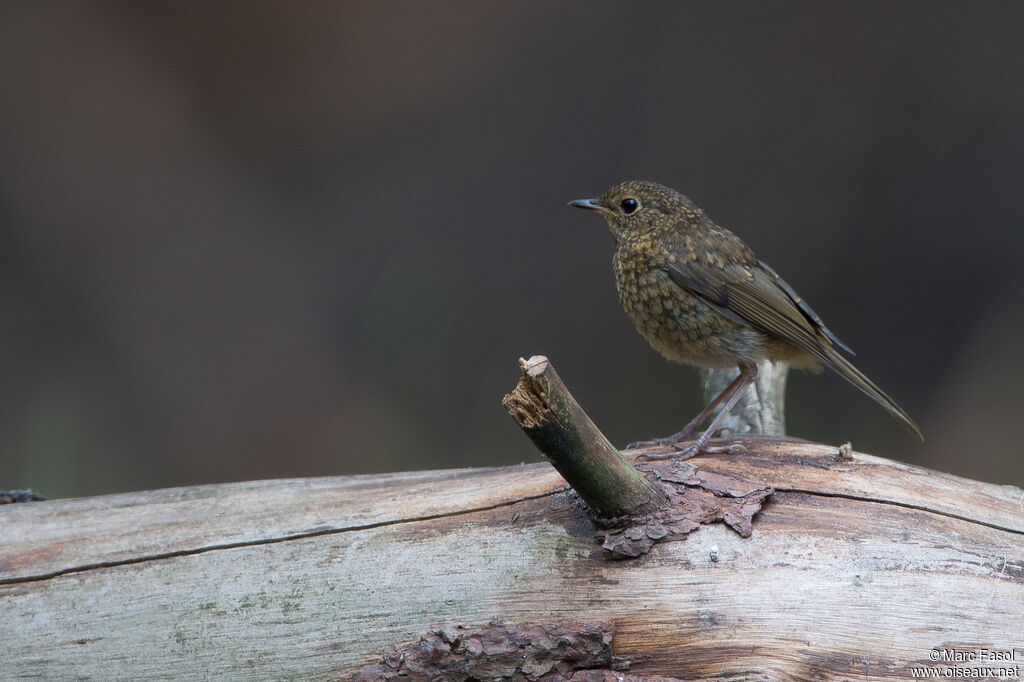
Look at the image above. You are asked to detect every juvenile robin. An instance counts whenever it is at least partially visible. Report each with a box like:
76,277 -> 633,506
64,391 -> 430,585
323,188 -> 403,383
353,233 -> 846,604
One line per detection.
570,180 -> 922,459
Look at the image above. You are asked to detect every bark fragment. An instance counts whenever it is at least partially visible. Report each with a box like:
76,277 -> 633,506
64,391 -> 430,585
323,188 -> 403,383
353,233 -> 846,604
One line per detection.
596,460 -> 773,559
352,621 -> 618,681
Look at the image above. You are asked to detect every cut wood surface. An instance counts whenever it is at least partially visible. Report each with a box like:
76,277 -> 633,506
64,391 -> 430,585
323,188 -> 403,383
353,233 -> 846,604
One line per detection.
2,441 -> 1023,680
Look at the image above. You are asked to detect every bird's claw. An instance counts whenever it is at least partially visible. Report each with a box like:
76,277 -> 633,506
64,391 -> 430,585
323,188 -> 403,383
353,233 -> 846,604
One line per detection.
625,436 -> 675,450
631,439 -> 746,461
706,442 -> 746,455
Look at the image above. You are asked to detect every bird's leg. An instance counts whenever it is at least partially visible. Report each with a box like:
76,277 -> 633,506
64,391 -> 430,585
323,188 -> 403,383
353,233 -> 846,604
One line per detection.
636,363 -> 757,460
627,368 -> 749,449
751,371 -> 765,432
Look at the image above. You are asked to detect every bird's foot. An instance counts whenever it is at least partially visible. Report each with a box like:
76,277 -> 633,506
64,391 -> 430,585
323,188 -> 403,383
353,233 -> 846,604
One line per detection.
625,435 -> 679,450
632,439 -> 746,461
625,424 -> 699,450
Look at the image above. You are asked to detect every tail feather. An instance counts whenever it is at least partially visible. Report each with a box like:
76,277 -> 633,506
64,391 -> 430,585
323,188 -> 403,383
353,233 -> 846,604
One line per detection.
819,345 -> 923,441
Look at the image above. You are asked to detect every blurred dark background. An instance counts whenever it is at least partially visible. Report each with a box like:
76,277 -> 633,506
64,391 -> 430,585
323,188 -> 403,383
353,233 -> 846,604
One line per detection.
1,2 -> 1022,498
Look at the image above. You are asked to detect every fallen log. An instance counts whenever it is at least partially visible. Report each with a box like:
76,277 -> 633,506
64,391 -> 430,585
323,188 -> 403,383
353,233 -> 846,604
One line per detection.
1,359 -> 1021,680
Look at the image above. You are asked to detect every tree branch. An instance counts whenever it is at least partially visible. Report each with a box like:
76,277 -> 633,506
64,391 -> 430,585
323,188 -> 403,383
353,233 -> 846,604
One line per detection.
502,355 -> 667,517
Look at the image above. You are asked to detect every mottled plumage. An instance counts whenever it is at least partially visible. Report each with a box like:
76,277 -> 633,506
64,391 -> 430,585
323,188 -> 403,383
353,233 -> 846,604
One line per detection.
570,180 -> 922,457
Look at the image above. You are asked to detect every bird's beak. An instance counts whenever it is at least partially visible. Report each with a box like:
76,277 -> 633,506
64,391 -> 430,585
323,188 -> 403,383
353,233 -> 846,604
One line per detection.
568,198 -> 604,212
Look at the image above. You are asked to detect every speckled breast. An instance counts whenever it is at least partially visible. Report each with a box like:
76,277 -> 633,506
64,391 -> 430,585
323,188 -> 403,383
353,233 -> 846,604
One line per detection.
612,239 -> 769,369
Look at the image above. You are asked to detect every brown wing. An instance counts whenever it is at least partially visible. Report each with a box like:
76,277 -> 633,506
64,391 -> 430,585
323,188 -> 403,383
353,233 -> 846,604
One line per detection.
664,251 -> 924,439
753,260 -> 855,355
663,255 -> 854,362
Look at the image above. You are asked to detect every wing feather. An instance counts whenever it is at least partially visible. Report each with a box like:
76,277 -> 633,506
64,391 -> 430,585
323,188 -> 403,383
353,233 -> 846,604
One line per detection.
663,255 -> 852,363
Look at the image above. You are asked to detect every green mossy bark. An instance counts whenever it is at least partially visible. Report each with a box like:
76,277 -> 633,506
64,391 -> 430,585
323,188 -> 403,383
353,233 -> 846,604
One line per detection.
504,356 -> 667,518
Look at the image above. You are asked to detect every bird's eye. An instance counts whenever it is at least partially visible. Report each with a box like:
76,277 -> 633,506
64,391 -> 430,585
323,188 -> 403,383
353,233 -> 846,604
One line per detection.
620,198 -> 640,215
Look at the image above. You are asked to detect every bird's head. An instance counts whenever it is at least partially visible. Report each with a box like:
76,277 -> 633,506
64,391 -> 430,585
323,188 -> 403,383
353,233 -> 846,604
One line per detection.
569,180 -> 702,242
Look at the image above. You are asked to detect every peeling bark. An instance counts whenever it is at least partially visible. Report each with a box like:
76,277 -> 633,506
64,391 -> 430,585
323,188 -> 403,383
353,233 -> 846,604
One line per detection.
596,461 -> 772,559
352,621 -> 619,681
352,620 -> 714,682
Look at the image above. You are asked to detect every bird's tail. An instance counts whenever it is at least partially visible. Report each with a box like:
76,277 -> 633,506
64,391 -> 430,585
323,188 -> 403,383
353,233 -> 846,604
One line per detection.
819,345 -> 923,441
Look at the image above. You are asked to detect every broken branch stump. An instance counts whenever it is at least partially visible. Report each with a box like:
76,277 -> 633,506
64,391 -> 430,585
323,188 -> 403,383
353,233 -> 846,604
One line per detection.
502,354 -> 667,517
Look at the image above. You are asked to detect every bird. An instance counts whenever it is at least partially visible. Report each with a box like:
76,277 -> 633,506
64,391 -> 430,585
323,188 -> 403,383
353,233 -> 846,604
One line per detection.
569,180 -> 922,459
